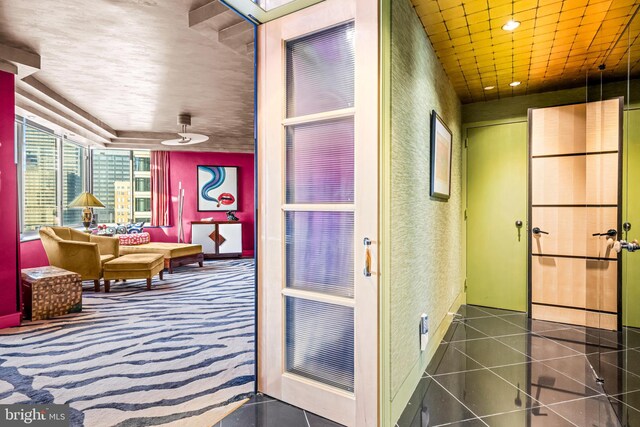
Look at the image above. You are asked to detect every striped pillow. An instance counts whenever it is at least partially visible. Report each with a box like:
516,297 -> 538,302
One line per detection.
118,232 -> 150,246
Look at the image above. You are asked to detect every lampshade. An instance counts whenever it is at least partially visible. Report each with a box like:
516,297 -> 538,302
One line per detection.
68,192 -> 105,208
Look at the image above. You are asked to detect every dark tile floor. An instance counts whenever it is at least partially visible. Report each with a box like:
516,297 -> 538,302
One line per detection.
215,304 -> 640,427
398,304 -> 640,427
214,394 -> 343,427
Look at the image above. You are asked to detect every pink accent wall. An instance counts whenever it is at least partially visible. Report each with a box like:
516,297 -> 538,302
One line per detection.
159,151 -> 255,256
20,240 -> 49,269
20,151 -> 255,268
0,71 -> 20,328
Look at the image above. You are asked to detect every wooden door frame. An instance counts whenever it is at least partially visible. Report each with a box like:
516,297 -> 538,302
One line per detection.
526,97 -> 624,331
256,0 -> 380,425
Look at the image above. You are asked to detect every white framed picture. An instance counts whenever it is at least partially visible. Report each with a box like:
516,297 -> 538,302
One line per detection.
197,166 -> 238,211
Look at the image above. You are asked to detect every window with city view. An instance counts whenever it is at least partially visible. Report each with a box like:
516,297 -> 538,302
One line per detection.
92,150 -> 151,225
17,116 -> 151,236
22,123 -> 59,231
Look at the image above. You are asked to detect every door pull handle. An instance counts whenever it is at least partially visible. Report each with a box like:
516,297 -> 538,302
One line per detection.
363,238 -> 372,277
592,229 -> 617,237
532,227 -> 549,235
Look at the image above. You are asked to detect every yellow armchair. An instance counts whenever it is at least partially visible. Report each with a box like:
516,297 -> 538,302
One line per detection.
39,226 -> 120,291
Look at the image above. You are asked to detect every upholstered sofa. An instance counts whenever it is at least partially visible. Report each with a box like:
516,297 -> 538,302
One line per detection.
39,226 -> 119,291
119,241 -> 204,273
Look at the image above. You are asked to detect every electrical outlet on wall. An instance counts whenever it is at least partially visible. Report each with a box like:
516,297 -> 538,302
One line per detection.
420,313 -> 429,351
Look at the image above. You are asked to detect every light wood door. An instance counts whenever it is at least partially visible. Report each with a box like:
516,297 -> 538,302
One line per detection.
529,99 -> 621,330
257,0 -> 378,425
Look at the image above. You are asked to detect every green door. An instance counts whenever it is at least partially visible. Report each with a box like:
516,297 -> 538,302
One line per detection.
466,122 -> 528,312
623,109 -> 640,327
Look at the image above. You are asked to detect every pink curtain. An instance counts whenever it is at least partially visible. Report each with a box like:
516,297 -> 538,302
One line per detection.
151,151 -> 170,227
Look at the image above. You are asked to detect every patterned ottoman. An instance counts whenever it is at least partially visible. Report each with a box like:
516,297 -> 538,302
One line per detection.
21,266 -> 82,321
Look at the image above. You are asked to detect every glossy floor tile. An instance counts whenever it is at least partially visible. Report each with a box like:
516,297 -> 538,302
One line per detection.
216,394 -> 342,427
216,305 -> 640,427
398,304 -> 640,427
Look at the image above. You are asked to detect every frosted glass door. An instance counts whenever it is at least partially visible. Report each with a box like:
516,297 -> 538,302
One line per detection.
258,0 -> 379,425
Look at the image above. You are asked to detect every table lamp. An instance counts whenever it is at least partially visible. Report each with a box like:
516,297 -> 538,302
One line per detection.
68,192 -> 105,232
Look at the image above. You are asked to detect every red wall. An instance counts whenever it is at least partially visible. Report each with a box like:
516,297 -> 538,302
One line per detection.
146,151 -> 255,256
0,71 -> 20,328
20,150 -> 255,268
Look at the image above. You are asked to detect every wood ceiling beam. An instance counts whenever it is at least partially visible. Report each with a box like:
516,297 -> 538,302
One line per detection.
21,75 -> 118,138
108,139 -> 254,153
189,1 -> 229,28
0,59 -> 18,75
0,43 -> 40,70
115,130 -> 180,140
16,99 -> 107,147
15,86 -> 114,142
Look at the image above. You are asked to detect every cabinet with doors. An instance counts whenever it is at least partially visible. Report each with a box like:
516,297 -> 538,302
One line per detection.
191,221 -> 243,258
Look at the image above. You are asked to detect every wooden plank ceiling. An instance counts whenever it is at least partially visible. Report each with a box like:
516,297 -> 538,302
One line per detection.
410,0 -> 640,103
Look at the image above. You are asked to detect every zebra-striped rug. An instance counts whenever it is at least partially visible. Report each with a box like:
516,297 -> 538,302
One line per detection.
0,259 -> 255,427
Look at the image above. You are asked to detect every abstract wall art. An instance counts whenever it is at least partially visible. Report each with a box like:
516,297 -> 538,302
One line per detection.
197,166 -> 238,211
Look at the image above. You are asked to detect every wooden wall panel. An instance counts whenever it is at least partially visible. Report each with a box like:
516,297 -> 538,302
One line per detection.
532,304 -> 617,330
531,104 -> 586,157
585,153 -> 619,206
586,99 -> 621,153
532,154 -> 618,206
531,156 -> 586,205
531,257 -> 617,313
531,207 -> 617,258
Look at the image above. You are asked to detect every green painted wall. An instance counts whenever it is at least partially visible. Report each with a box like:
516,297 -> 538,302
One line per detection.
463,85 -> 640,328
466,122 -> 528,312
380,0 -> 464,424
623,108 -> 640,328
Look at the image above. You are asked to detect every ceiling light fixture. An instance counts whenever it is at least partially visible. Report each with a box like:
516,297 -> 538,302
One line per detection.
510,81 -> 521,87
484,86 -> 495,90
502,20 -> 520,31
161,114 -> 209,146
502,0 -> 520,31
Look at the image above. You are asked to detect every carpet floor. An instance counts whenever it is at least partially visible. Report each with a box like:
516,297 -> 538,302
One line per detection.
0,259 -> 255,427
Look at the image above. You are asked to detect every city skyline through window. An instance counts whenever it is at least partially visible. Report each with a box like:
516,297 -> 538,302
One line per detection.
17,116 -> 151,236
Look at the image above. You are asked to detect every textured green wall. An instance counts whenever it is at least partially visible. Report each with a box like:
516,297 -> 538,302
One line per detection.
386,0 -> 463,421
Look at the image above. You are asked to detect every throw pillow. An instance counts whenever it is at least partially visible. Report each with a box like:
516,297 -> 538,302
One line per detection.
118,232 -> 150,246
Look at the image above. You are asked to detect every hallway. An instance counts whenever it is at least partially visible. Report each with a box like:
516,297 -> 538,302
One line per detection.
397,305 -> 640,426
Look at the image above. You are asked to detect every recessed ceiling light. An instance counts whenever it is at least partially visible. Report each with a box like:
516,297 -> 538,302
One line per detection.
484,86 -> 495,90
509,81 -> 521,87
502,20 -> 521,31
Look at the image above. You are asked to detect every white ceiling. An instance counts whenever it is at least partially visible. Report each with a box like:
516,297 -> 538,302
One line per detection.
0,0 -> 255,151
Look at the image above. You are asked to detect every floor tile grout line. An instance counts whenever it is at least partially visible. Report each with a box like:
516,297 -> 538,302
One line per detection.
430,374 -> 488,422
609,393 -> 640,413
539,402 -> 582,427
445,343 -> 553,415
450,327 -> 606,413
539,358 -> 606,395
466,309 -> 630,425
543,392 -> 619,426
461,319 -> 621,397
432,416 -> 489,427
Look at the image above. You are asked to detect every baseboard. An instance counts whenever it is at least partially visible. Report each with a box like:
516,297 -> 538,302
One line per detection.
0,312 -> 21,329
390,291 -> 466,425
